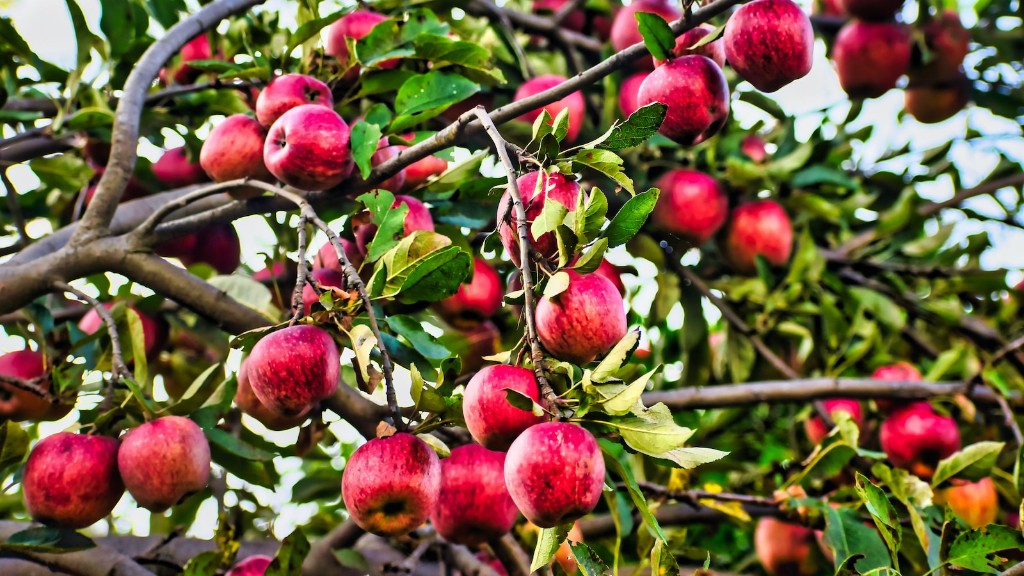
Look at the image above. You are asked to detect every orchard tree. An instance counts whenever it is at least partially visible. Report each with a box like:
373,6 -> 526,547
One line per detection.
0,0 -> 1023,575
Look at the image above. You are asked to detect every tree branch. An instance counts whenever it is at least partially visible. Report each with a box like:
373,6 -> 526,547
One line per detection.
302,519 -> 364,575
487,535 -> 531,576
0,374 -> 57,404
1,168 -> 29,250
53,280 -> 131,381
0,521 -> 155,576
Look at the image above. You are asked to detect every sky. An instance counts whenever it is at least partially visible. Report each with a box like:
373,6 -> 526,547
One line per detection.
1,0 -> 1023,541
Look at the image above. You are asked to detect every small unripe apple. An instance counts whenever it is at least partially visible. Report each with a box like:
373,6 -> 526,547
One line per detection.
498,170 -> 580,264
118,415 -> 211,512
880,402 -> 961,478
179,224 -> 242,274
804,399 -> 863,445
724,0 -> 814,93
248,325 -> 340,417
436,257 -> 502,324
610,0 -> 681,57
22,432 -> 123,528
873,361 -> 922,412
653,24 -> 725,69
721,200 -> 793,274
941,477 -> 998,529
536,271 -> 627,365
755,517 -> 818,575
200,114 -> 273,199
152,147 -> 208,189
226,555 -> 273,576
264,105 -> 353,191
431,445 -> 519,546
463,364 -> 544,451
652,169 -> 728,245
255,74 -> 333,129
342,432 -> 441,537
838,0 -> 903,21
832,20 -> 911,99
0,349 -> 68,422
619,72 -> 649,118
79,302 -> 169,361
235,359 -> 309,431
504,422 -> 605,528
302,267 -> 346,315
515,75 -> 586,142
910,11 -> 970,84
637,55 -> 730,146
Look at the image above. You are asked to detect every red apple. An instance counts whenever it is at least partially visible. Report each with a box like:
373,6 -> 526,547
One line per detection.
313,239 -> 364,273
22,432 -> 124,528
302,267 -> 346,314
653,24 -> 726,69
235,359 -> 309,431
79,166 -> 151,209
610,0 -> 681,57
873,361 -> 922,412
755,517 -> 818,575
476,552 -> 509,576
226,555 -> 273,576
880,402 -> 961,478
942,477 -> 998,529
721,200 -> 793,274
0,349 -> 69,422
342,432 -> 441,537
173,34 -> 214,85
155,232 -> 199,261
354,195 -> 435,254
813,0 -> 845,16
79,302 -> 168,361
533,0 -> 587,32
838,0 -> 904,21
255,73 -> 333,129
118,416 -> 210,512
741,134 -> 769,163
247,325 -> 340,417
515,75 -> 586,142
592,259 -> 625,296
398,147 -> 448,190
455,321 -> 502,376
651,169 -> 728,245
504,422 -> 605,528
905,73 -> 969,124
536,271 -> 627,365
724,0 -> 814,93
497,170 -> 580,264
832,20 -> 911,99
435,257 -> 502,324
619,72 -> 649,118
179,224 -> 242,274
637,55 -> 730,146
910,11 -> 970,83
200,114 -> 273,199
152,147 -> 208,189
804,399 -> 864,445
324,10 -> 398,76
264,105 -> 353,191
431,445 -> 520,546
463,365 -> 544,450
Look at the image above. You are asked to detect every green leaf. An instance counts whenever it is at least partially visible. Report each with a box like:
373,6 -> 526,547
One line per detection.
573,238 -> 608,274
591,330 -> 640,383
610,403 -> 694,455
687,24 -> 724,49
181,551 -> 220,576
386,316 -> 451,360
601,441 -> 667,542
205,428 -> 276,461
531,524 -> 572,572
598,103 -> 667,150
364,103 -> 392,127
932,441 -> 1005,487
207,275 -> 277,320
357,189 -> 406,262
0,420 -> 29,477
145,0 -> 184,28
822,506 -> 892,573
849,287 -> 905,330
0,526 -> 96,553
792,165 -> 859,189
651,540 -> 680,576
570,541 -> 608,576
656,446 -> 728,469
28,154 -> 94,193
355,19 -> 413,67
392,71 -> 479,131
350,121 -> 383,180
634,12 -> 675,61
287,10 -> 344,56
98,0 -> 145,58
266,528 -> 310,576
946,525 -> 1024,573
855,473 -> 901,568
531,196 -> 570,239
504,388 -> 545,417
125,308 -> 148,387
544,271 -> 572,300
603,188 -> 659,247
595,367 -> 657,415
163,363 -> 222,416
573,188 -> 608,243
573,149 -> 634,195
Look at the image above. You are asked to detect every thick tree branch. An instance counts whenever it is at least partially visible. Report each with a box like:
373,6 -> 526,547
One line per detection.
0,521 -> 154,576
302,519 -> 364,575
487,535 -> 531,576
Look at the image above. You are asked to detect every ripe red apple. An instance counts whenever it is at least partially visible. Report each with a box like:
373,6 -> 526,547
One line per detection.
651,169 -> 728,245
515,75 -> 586,142
255,73 -> 333,129
724,0 -> 814,93
554,523 -> 585,575
303,267 -> 346,314
832,20 -> 911,99
226,555 -> 272,576
619,72 -> 649,118
325,10 -> 398,76
173,34 -> 213,85
637,55 -> 730,146
353,138 -> 406,193
436,257 -> 502,324
118,415 -> 210,512
536,271 -> 627,365
313,239 -> 364,273
905,74 -> 970,124
431,445 -> 519,546
463,365 -> 544,450
804,399 -> 864,445
455,321 -> 502,376
497,170 -> 580,264
532,0 -> 587,32
79,165 -> 151,209
247,325 -> 340,417
342,432 -> 441,537
721,200 -> 793,274
155,231 -> 198,261
610,0 -> 681,57
873,361 -> 922,412
152,147 -> 208,189
653,24 -> 726,69
79,302 -> 168,361
476,552 -> 509,576
398,146 -> 448,190
0,349 -> 68,422
812,0 -> 845,16
22,432 -> 124,528
880,402 -> 961,478
741,134 -> 769,163
941,477 -> 998,529
264,105 -> 353,191
755,517 -> 818,575
235,359 -> 309,431
592,259 -> 625,296
179,224 -> 242,274
838,0 -> 903,21
910,11 -> 970,83
200,114 -> 273,199
505,422 -> 605,528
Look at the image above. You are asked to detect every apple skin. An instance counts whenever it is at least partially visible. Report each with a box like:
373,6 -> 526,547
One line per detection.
235,359 -> 309,431
498,170 -> 580,264
226,555 -> 273,576
436,257 -> 502,324
593,259 -> 625,296
179,224 -> 242,274
397,145 -> 448,190
610,0 -> 681,57
504,422 -> 605,528
905,74 -> 969,124
755,517 -> 818,575
200,114 -> 274,199
910,11 -> 970,83
804,399 -> 864,445
721,200 -> 793,274
118,415 -> 210,512
941,477 -> 998,529
352,139 -> 407,193
619,72 -> 649,118
79,302 -> 169,361
536,271 -> 627,365
324,10 -> 398,76
152,147 -> 208,189
873,361 -> 922,412
653,24 -> 725,69
812,0 -> 845,16
838,0 -> 904,21
652,169 -> 728,245
302,267 -> 346,314
264,105 -> 353,191
22,432 -> 124,529
0,349 -> 69,422
879,402 -> 961,479
724,0 -> 813,93
515,75 -> 586,142
533,0 -> 586,32
832,20 -> 911,99
173,34 -> 213,85
454,321 -> 502,376
430,445 -> 520,547
554,523 -> 584,575
313,239 -> 364,273
248,325 -> 340,417
342,432 -> 441,537
255,73 -> 333,129
637,55 -> 730,146
463,364 -> 544,451
741,134 -> 769,163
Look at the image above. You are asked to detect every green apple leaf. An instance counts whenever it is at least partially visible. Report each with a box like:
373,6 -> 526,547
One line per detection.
856,473 -> 902,568
946,525 -> 1024,573
266,528 -> 310,576
386,316 -> 451,360
634,12 -> 674,61
350,120 -> 383,180
0,420 -> 29,478
597,103 -> 667,151
572,237 -> 608,274
932,441 -> 1005,487
569,541 -> 608,576
822,505 -> 892,573
531,523 -> 573,572
602,188 -> 659,247
572,149 -> 634,195
0,526 -> 96,554
609,403 -> 694,455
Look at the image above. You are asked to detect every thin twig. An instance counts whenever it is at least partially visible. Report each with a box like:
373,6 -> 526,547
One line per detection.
290,216 -> 309,325
631,481 -> 779,507
0,374 -> 57,403
132,178 -> 259,240
1,169 -> 28,248
53,281 -> 131,380
393,539 -> 433,574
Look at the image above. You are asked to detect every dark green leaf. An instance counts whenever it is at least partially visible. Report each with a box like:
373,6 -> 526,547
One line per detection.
822,506 -> 892,573
932,442 -> 1004,487
603,188 -> 659,247
1,526 -> 96,553
598,103 -> 667,150
569,541 -> 608,576
634,12 -> 675,61
350,121 -> 383,180
205,428 -> 276,461
266,528 -> 310,576
0,420 -> 29,476
946,525 -> 1024,573
386,316 -> 451,360
531,524 -> 572,572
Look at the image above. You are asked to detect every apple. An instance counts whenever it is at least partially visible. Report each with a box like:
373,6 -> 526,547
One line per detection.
179,224 -> 242,274
173,34 -> 214,85
504,422 -> 605,528
80,165 -> 151,208
592,259 -> 625,296
255,73 -> 333,129
342,432 -> 441,537
832,20 -> 911,99
303,267 -> 346,314
118,416 -> 210,512
324,10 -> 398,76
463,364 -> 545,450
804,399 -> 863,445
515,75 -> 586,142
454,321 -> 502,376
431,445 -> 520,546
838,0 -> 904,21
741,134 -> 769,163
910,11 -> 970,83
264,105 -> 353,191
755,517 -> 818,575
941,477 -> 998,529
0,349 -> 69,422
619,72 -> 649,118
724,0 -> 814,93
352,138 -> 406,193
155,231 -> 199,261
533,0 -> 587,32
653,24 -> 726,69
79,302 -> 168,361
313,239 -> 364,273
152,147 -> 208,189
476,552 -> 509,576
200,114 -> 273,199
905,73 -> 969,124
226,555 -> 273,576
651,169 -> 728,245
554,523 -> 584,575
247,325 -> 340,417
813,0 -> 845,16
879,402 -> 961,478
610,0 -> 681,57
396,141 -> 448,191
435,257 -> 502,324
636,55 -> 730,146
253,260 -> 296,309
873,361 -> 922,412
235,359 -> 309,431
721,200 -> 793,274
497,170 -> 580,264
536,271 -> 627,365
22,432 -> 124,528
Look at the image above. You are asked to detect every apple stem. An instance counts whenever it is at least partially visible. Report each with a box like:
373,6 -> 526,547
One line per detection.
289,216 -> 310,325
53,280 -> 132,384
